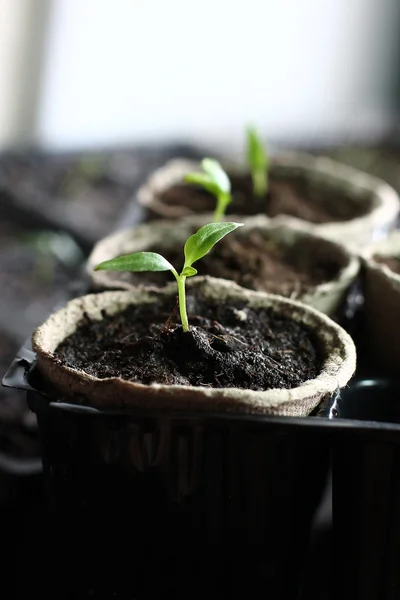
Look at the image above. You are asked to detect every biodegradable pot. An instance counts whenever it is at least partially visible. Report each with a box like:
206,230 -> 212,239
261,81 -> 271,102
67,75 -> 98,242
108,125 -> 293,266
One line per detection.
362,231 -> 400,374
331,378 -> 400,600
137,153 -> 399,248
87,214 -> 360,319
32,276 -> 356,416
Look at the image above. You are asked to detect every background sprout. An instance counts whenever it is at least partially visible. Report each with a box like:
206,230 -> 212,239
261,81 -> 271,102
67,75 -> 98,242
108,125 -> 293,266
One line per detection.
246,125 -> 268,197
184,158 -> 231,222
94,221 -> 243,332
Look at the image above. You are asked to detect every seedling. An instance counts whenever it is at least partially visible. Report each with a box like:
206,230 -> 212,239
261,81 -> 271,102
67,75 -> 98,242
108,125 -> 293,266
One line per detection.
94,221 -> 243,332
246,126 -> 268,197
184,158 -> 231,222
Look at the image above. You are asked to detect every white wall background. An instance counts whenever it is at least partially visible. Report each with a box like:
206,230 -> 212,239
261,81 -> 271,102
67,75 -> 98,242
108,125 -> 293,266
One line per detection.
0,0 -> 49,147
1,0 -> 400,150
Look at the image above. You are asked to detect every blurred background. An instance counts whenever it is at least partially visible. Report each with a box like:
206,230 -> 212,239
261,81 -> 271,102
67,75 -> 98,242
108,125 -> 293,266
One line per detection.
1,0 -> 400,150
1,2 -> 400,597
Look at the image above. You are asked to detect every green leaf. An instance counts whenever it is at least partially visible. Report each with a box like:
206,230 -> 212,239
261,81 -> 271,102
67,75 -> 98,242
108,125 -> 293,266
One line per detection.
181,266 -> 197,277
184,158 -> 230,198
246,126 -> 267,171
183,222 -> 243,269
202,158 -> 231,194
94,251 -> 174,273
184,172 -> 220,197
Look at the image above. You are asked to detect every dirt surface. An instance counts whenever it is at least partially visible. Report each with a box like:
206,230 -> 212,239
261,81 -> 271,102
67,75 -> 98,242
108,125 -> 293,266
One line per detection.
159,173 -> 369,223
56,293 -> 322,391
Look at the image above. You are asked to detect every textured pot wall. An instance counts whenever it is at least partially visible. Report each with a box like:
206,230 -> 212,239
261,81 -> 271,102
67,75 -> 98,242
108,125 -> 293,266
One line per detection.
363,232 -> 400,373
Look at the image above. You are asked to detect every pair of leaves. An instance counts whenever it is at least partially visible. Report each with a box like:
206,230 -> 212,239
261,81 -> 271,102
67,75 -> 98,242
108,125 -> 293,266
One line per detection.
184,158 -> 231,198
94,221 -> 243,277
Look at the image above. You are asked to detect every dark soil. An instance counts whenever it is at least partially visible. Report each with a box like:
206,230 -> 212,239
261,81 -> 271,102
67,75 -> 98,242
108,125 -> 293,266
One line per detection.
159,173 -> 369,223
56,293 -> 322,391
110,232 -> 345,295
374,254 -> 400,275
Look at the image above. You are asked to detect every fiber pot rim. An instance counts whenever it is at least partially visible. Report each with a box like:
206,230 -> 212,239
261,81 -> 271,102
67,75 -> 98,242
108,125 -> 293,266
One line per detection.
86,213 -> 360,317
137,153 -> 399,246
32,276 -> 356,416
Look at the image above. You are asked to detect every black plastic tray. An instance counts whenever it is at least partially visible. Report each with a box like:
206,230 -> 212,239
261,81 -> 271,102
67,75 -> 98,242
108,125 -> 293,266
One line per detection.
3,343 -> 337,599
6,345 -> 400,599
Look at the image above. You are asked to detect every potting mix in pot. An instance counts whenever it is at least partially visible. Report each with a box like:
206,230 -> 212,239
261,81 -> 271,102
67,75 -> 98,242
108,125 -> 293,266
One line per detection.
107,230 -> 344,297
146,128 -> 369,223
56,223 -> 322,392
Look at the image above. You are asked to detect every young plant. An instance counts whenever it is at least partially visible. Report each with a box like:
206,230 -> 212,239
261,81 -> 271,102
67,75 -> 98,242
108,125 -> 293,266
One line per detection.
246,125 -> 268,197
94,222 -> 243,333
184,158 -> 231,222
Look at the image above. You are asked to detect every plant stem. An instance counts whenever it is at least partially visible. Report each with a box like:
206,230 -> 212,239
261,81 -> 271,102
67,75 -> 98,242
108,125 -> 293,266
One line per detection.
171,270 -> 190,331
177,275 -> 189,332
213,192 -> 230,222
170,269 -> 190,332
253,168 -> 268,198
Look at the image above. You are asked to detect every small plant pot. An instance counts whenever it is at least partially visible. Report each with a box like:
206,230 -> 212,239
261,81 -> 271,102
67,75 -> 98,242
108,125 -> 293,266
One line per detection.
32,276 -> 355,415
137,153 -> 399,248
361,231 -> 400,374
331,378 -> 400,600
87,214 -> 360,319
16,277 -> 355,597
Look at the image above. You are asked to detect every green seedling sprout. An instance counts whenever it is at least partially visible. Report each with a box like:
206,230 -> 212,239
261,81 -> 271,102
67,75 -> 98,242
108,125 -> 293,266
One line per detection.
94,221 -> 243,333
184,158 -> 231,222
246,125 -> 268,197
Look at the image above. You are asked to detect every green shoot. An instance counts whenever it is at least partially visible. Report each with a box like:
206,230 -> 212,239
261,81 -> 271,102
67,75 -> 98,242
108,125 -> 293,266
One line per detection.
94,222 -> 243,332
184,158 -> 231,222
246,126 -> 268,197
